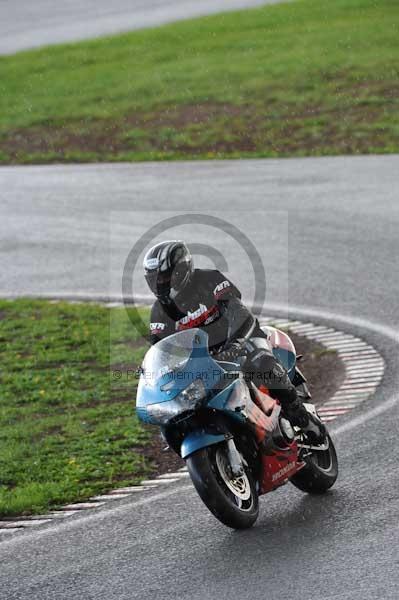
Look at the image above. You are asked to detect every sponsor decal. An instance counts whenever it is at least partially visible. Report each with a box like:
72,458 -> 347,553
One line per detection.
176,304 -> 219,330
145,258 -> 160,269
271,461 -> 296,482
150,322 -> 166,332
213,280 -> 231,298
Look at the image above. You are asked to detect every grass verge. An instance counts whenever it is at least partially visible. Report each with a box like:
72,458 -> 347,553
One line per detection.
0,299 -> 151,517
0,0 -> 398,163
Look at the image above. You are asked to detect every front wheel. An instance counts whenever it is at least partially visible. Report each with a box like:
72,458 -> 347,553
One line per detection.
290,433 -> 338,494
186,442 -> 259,529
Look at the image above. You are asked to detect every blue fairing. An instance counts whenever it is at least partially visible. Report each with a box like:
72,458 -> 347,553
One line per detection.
136,327 -> 297,457
180,378 -> 247,457
136,329 -> 225,424
181,431 -> 226,459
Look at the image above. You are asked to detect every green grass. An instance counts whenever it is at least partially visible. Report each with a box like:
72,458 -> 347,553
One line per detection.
0,299 -> 152,517
0,0 -> 398,163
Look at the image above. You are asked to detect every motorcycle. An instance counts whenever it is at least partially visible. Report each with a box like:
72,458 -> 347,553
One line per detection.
136,326 -> 338,529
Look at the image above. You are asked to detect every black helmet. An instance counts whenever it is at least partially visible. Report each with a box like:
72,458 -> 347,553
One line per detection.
143,240 -> 193,303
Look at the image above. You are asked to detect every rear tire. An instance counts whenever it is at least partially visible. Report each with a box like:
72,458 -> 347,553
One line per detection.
290,433 -> 338,494
186,443 -> 259,529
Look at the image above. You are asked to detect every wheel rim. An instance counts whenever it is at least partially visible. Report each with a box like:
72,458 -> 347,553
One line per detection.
215,447 -> 253,509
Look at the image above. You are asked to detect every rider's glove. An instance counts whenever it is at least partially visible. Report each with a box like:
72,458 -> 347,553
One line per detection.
214,341 -> 247,362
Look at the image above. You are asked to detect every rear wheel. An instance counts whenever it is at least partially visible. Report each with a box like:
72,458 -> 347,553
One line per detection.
290,433 -> 338,494
186,442 -> 259,529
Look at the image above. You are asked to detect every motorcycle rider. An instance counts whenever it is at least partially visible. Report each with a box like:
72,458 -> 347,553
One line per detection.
143,240 -> 325,443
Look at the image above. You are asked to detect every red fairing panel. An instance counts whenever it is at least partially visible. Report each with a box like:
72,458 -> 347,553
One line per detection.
260,441 -> 303,494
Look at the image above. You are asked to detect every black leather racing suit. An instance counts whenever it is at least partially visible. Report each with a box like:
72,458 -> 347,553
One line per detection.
149,269 -> 302,419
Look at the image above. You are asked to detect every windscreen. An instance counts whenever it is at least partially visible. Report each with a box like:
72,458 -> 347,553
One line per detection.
140,329 -> 201,388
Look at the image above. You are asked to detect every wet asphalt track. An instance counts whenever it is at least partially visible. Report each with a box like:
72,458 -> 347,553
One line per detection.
1,155 -> 399,599
1,155 -> 399,327
0,0 -> 283,55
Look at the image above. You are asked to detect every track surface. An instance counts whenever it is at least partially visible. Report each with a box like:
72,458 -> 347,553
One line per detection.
1,155 -> 398,328
1,155 -> 399,599
0,0 -> 281,55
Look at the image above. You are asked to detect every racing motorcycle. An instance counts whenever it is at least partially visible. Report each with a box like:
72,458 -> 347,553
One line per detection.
136,326 -> 338,529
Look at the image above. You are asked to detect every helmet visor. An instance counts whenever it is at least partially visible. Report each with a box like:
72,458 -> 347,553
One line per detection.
170,262 -> 190,292
145,269 -> 172,298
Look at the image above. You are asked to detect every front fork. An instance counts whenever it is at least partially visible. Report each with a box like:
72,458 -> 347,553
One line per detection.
226,438 -> 245,477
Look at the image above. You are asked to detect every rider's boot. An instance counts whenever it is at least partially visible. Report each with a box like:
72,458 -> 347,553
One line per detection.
266,362 -> 326,444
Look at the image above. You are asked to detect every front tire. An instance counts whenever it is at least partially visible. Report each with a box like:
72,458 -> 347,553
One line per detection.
186,442 -> 259,529
290,433 -> 338,494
